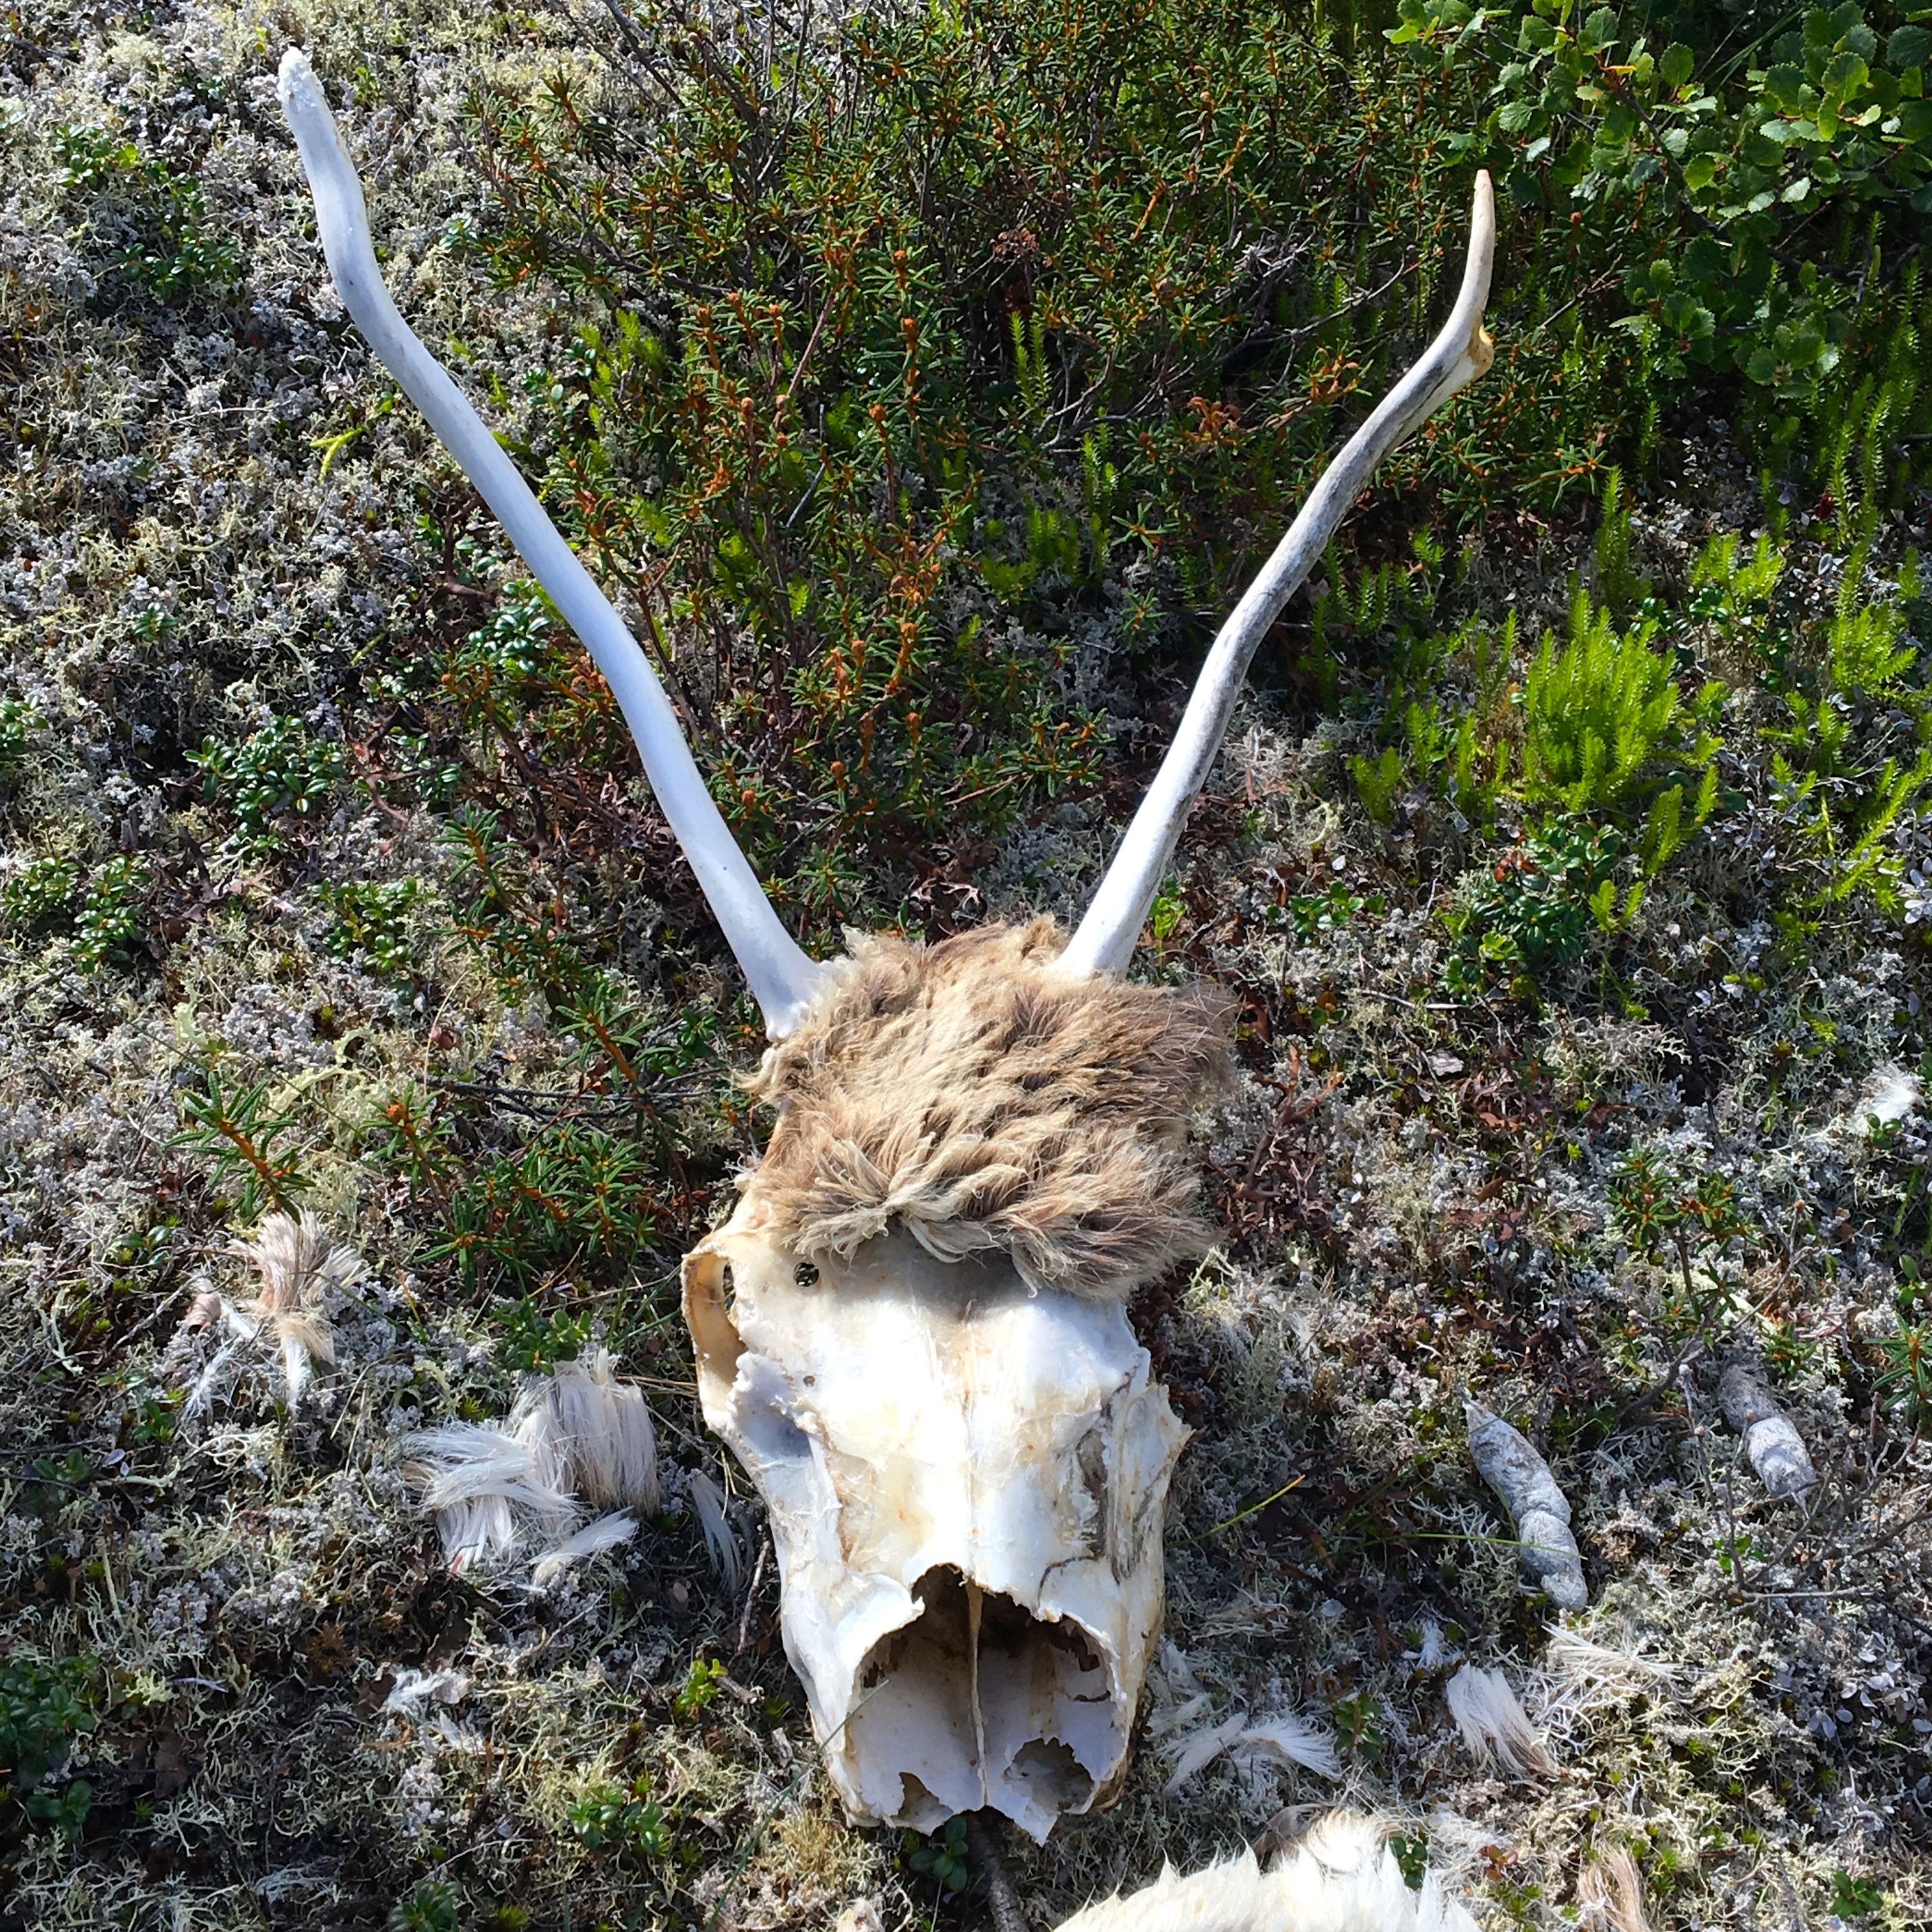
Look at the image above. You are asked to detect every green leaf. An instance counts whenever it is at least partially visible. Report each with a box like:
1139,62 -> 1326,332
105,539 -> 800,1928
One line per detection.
1889,26 -> 1932,70
1660,43 -> 1694,89
1579,8 -> 1620,55
1782,175 -> 1813,201
1682,153 -> 1717,188
1897,98 -> 1932,139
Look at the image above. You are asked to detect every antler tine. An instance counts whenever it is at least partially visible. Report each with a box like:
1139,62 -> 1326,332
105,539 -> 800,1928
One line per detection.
1053,172 -> 1498,979
277,50 -> 827,1036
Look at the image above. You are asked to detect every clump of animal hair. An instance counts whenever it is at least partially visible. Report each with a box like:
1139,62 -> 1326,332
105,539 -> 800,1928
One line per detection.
1445,1663 -> 1552,1777
181,1210 -> 367,1410
1052,1811 -> 1479,1932
743,918 -> 1233,1299
400,1347 -> 659,1572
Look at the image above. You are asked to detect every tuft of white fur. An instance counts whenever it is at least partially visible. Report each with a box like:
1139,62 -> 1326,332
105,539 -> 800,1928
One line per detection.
1163,1705 -> 1342,1793
518,1348 -> 660,1513
1445,1664 -> 1551,1777
1577,1846 -> 1650,1932
1544,1627 -> 1676,1710
1859,1062 -> 1920,1131
234,1210 -> 365,1403
531,1511 -> 639,1588
399,1347 -> 659,1573
685,1468 -> 742,1589
382,1667 -> 470,1713
399,1424 -> 577,1571
1055,1813 -> 1480,1932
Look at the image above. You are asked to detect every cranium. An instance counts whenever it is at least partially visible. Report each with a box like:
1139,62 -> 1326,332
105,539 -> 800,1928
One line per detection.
279,49 -> 1494,1841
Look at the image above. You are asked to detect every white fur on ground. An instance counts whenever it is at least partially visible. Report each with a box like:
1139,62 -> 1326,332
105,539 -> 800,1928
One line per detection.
532,1512 -> 639,1588
1445,1664 -> 1551,1776
1163,1706 -> 1342,1793
398,1347 -> 659,1572
1054,1813 -> 1480,1932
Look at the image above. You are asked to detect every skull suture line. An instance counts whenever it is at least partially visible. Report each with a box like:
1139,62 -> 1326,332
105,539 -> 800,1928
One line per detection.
278,49 -> 1495,1843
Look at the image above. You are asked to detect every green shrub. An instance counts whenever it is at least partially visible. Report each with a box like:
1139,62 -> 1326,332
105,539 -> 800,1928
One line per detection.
3,855 -> 80,931
52,123 -> 239,301
321,879 -> 422,981
1,1656 -> 98,1840
1443,817 -> 1621,997
71,855 -> 147,972
190,717 -> 342,849
1390,1 -> 1932,501
0,695 -> 34,774
569,1781 -> 674,1857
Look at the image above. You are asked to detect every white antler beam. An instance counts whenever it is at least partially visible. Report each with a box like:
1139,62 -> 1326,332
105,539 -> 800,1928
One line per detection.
277,50 -> 826,1036
1054,173 -> 1498,979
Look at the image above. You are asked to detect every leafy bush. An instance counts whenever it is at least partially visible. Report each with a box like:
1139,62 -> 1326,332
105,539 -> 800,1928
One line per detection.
190,717 -> 342,849
52,123 -> 238,301
70,855 -> 147,972
1,1657 -> 98,1841
320,879 -> 423,982
569,1781 -> 674,1857
1443,817 -> 1622,997
3,855 -> 80,931
1390,1 -> 1932,503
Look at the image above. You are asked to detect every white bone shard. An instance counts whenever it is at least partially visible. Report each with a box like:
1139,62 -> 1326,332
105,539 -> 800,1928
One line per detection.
684,1213 -> 1188,1843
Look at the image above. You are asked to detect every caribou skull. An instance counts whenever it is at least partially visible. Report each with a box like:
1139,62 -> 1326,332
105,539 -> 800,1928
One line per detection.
279,49 -> 1495,1842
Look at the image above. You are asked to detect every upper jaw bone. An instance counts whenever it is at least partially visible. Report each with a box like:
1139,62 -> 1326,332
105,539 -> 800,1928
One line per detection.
684,1215 -> 1188,1842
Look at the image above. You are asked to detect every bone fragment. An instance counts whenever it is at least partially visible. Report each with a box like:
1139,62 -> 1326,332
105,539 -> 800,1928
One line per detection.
1718,1358 -> 1816,1500
1465,1399 -> 1587,1610
1444,1664 -> 1552,1777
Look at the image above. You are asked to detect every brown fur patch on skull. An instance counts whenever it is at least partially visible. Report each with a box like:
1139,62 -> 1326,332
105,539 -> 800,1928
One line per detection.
739,918 -> 1233,1299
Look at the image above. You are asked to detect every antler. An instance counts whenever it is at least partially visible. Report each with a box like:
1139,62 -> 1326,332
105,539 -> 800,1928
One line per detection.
1054,172 -> 1498,979
277,50 -> 827,1036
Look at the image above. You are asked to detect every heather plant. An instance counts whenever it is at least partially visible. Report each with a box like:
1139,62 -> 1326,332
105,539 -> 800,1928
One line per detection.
461,0 -> 1642,917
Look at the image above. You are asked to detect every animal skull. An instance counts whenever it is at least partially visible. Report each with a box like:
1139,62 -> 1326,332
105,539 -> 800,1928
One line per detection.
278,48 -> 1496,1841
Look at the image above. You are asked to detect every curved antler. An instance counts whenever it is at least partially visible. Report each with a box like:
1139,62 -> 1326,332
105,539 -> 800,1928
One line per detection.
277,50 -> 826,1036
1053,172 -> 1498,979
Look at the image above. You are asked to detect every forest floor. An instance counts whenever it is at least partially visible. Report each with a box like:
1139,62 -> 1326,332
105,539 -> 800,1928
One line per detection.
2,4 -> 1929,1931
